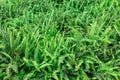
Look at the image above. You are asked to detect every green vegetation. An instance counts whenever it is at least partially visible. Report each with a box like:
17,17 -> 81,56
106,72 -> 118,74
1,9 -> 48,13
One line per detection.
0,0 -> 120,80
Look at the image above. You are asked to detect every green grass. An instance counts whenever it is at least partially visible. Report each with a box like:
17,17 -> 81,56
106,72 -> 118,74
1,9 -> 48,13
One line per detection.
0,0 -> 120,80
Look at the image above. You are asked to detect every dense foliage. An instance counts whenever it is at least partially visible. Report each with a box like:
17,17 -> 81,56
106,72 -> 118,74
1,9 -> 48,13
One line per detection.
0,0 -> 120,80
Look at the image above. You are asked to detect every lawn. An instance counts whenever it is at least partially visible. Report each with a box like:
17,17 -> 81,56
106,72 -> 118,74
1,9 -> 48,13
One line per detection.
0,0 -> 120,80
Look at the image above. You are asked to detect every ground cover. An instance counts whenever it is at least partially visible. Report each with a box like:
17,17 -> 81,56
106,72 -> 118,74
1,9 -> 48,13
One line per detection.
0,0 -> 120,80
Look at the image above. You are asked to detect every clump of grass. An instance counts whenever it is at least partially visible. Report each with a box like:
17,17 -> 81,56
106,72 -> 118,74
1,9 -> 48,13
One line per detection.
0,0 -> 120,80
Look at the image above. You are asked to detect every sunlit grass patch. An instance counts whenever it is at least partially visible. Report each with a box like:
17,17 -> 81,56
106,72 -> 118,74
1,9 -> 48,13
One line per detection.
0,0 -> 120,80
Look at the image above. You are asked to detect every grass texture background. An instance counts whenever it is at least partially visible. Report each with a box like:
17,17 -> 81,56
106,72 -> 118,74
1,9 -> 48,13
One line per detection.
0,0 -> 120,80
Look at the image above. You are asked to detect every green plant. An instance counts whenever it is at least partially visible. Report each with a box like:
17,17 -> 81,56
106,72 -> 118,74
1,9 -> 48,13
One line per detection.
0,0 -> 120,80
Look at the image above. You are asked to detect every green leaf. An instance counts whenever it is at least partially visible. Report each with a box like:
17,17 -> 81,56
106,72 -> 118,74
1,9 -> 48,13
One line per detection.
0,51 -> 12,61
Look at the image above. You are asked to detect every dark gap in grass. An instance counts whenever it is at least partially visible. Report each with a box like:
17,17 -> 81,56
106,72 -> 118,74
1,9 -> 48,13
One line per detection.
57,25 -> 71,34
86,71 -> 93,78
31,71 -> 45,79
108,43 -> 114,47
51,0 -> 64,4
